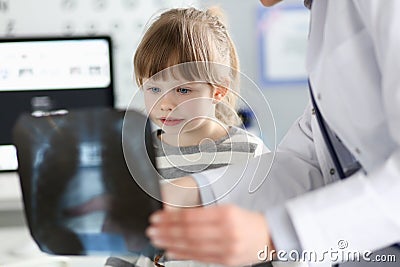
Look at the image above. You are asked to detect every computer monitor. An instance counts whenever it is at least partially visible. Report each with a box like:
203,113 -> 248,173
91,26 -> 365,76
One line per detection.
0,36 -> 114,171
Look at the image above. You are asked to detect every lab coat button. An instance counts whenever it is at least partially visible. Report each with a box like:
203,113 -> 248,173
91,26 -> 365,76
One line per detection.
330,168 -> 335,175
311,108 -> 316,115
317,93 -> 321,100
355,148 -> 361,154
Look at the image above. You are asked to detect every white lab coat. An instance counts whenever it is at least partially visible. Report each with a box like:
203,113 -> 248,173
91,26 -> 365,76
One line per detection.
193,0 -> 400,266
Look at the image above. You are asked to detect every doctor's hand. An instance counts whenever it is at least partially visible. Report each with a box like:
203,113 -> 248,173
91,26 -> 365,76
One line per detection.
146,205 -> 275,266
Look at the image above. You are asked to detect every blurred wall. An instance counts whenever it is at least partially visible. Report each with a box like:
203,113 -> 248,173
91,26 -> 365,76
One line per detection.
201,0 -> 309,146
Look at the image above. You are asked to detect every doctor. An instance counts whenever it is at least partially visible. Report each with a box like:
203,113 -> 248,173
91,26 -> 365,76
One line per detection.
146,0 -> 400,266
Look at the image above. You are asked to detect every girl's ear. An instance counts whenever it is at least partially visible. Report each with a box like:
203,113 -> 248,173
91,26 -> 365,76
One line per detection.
212,86 -> 228,102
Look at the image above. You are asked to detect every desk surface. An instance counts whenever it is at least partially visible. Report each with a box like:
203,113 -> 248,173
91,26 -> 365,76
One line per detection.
0,173 -> 111,267
0,172 -> 22,211
0,226 -> 108,267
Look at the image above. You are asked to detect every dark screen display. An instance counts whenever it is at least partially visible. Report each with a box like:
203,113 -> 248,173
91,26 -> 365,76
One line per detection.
0,36 -> 114,171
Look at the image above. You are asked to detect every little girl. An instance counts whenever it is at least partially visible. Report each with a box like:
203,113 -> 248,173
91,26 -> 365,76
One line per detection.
106,6 -> 269,267
136,6 -> 268,180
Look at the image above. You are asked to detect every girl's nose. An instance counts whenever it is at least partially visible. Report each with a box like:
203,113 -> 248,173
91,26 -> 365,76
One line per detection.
159,90 -> 175,111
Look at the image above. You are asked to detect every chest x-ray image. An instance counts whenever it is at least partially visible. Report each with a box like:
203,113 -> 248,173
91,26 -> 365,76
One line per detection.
13,108 -> 162,257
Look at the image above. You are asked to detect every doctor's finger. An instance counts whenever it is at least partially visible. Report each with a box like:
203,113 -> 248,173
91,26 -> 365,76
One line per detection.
150,205 -> 237,225
146,223 -> 225,243
154,237 -> 227,255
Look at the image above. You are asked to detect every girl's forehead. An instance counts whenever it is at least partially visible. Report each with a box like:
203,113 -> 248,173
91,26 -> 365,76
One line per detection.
143,77 -> 211,88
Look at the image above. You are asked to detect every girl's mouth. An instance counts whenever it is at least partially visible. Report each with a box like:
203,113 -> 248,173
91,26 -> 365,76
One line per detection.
160,118 -> 183,126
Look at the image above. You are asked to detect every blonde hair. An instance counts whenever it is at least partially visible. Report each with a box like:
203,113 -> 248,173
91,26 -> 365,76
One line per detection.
134,7 -> 241,125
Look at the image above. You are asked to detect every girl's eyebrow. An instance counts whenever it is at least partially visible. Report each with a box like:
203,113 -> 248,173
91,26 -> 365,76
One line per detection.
144,79 -> 201,89
177,81 -> 199,87
143,82 -> 159,88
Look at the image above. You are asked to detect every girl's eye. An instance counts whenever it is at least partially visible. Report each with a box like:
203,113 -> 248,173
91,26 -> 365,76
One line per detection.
177,88 -> 191,94
149,87 -> 161,93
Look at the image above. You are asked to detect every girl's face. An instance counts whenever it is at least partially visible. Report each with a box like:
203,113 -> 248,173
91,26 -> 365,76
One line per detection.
143,77 -> 224,139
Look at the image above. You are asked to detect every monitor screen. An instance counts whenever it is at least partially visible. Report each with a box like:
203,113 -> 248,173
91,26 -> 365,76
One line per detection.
0,36 -> 114,171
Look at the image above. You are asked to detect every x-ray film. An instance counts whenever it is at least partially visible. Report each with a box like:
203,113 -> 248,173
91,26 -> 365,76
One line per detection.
13,108 -> 162,257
